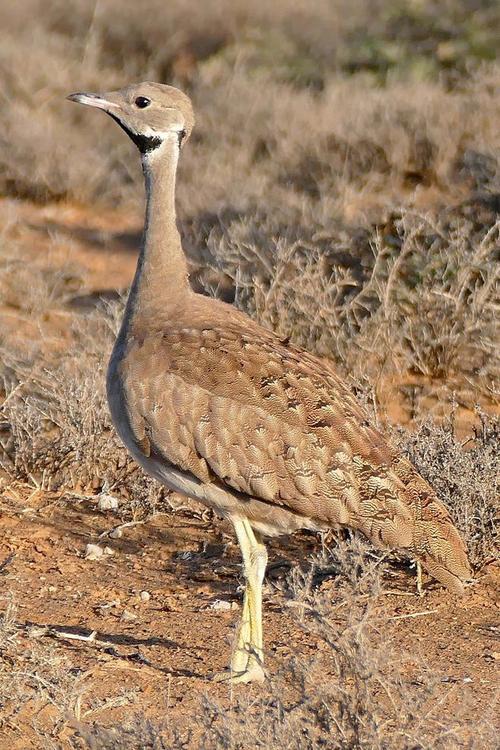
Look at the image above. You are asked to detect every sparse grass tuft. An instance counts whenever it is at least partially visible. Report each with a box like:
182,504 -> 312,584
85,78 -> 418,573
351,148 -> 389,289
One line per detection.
0,602 -> 80,744
191,208 -> 498,402
1,304 -> 167,519
0,601 -> 138,748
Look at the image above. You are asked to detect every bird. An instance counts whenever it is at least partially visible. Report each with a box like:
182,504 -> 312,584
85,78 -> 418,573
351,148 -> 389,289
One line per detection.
67,82 -> 472,684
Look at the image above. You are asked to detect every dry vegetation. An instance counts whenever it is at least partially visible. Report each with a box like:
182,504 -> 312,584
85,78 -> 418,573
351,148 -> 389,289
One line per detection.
75,563 -> 497,750
1,0 -> 498,410
1,537 -> 497,750
0,0 -> 499,747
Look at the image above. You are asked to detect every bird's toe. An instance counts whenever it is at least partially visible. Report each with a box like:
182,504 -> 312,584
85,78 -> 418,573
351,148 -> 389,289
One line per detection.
212,664 -> 266,685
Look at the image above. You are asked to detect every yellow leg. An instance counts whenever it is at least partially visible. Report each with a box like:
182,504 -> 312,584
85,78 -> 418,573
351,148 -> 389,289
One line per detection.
230,584 -> 251,675
214,518 -> 267,684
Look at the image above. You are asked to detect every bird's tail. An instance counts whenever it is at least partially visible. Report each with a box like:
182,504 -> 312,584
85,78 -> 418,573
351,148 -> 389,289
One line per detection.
356,454 -> 472,593
392,455 -> 472,593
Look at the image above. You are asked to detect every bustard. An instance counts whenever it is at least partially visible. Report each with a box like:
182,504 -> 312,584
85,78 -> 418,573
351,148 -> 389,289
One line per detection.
67,83 -> 472,684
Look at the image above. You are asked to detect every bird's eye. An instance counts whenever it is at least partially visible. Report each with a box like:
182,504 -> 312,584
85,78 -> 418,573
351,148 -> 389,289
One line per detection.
135,96 -> 151,109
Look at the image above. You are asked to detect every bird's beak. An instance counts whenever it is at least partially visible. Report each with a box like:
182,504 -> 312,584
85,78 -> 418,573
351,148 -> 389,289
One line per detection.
66,92 -> 119,112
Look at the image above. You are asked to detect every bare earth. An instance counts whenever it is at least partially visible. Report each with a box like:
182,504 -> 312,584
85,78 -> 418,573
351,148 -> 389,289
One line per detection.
0,484 -> 498,748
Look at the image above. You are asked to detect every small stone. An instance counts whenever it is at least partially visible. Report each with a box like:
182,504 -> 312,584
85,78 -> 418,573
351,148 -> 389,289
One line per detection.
28,626 -> 48,639
103,546 -> 114,556
95,599 -> 120,612
121,609 -> 138,622
98,494 -> 120,511
48,585 -> 57,593
109,528 -> 123,539
140,591 -> 151,602
84,544 -> 104,560
210,599 -> 232,611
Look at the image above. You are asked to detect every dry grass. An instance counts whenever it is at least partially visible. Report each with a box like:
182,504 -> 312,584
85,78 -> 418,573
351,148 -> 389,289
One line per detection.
0,2 -> 499,748
0,1 -> 498,398
0,224 -> 86,316
192,208 -> 498,391
1,302 -> 168,521
0,1 -> 499,210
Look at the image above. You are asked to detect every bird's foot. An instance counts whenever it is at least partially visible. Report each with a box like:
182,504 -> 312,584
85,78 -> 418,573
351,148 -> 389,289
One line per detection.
212,663 -> 265,684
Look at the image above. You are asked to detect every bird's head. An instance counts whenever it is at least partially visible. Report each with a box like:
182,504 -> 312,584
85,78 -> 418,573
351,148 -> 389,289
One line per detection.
67,82 -> 194,154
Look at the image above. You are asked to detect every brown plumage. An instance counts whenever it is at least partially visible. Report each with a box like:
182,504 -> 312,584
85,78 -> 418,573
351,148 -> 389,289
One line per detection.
67,82 -> 472,683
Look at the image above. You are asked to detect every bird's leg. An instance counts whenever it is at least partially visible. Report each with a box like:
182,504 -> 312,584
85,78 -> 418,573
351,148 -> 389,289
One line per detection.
214,518 -> 267,684
229,582 -> 251,675
231,519 -> 267,682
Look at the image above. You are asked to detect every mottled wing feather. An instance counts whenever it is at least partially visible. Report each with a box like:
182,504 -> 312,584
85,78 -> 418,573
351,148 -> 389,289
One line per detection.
121,323 -> 471,591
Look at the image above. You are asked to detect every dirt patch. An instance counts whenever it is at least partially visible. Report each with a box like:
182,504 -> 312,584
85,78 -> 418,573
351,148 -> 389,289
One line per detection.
0,484 -> 498,748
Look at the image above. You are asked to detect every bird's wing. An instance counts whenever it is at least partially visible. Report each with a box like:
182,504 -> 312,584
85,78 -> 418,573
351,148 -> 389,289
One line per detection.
123,324 -> 410,523
120,322 -> 471,589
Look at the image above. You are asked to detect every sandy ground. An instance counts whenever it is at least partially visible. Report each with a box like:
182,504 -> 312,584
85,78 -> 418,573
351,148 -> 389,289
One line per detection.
0,483 -> 498,747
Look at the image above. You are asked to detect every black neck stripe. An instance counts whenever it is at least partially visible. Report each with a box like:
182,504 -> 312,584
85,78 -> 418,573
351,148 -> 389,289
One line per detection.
108,114 -> 163,153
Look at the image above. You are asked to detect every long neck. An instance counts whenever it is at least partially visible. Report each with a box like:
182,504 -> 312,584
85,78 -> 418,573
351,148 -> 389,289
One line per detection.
124,137 -> 190,332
